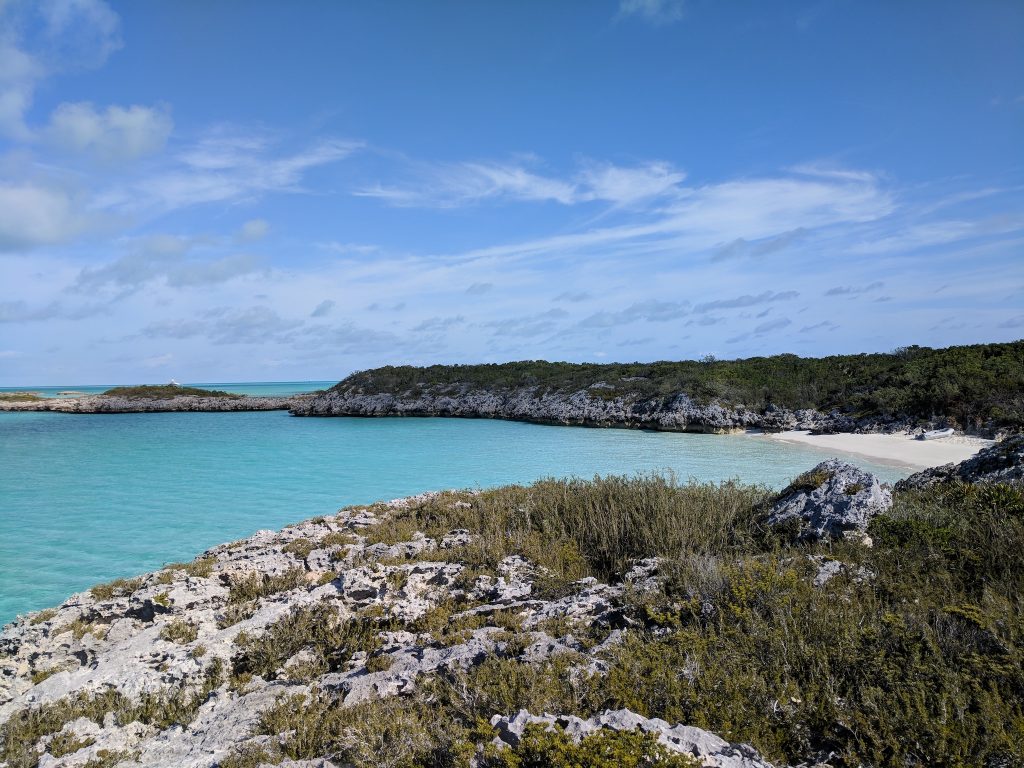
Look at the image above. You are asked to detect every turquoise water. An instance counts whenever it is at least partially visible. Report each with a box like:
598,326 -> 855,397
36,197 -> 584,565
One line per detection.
0,381 -> 335,398
0,411 -> 914,626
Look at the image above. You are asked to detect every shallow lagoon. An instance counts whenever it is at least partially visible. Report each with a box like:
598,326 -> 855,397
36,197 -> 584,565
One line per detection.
0,410 -> 912,625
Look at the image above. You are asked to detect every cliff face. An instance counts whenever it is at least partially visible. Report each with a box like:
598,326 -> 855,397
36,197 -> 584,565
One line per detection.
290,385 -> 831,434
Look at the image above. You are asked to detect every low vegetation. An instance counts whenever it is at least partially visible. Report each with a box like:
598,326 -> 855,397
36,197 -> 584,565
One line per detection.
89,576 -> 143,601
333,340 -> 1024,431
0,392 -> 42,402
159,619 -> 199,644
232,603 -> 385,683
223,475 -> 1023,767
0,661 -> 223,768
8,474 -> 1023,767
100,385 -> 241,399
227,567 -> 306,603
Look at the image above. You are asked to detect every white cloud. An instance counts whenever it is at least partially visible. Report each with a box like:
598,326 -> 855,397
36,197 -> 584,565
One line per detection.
0,40 -> 40,139
116,135 -> 361,212
619,0 -> 686,25
46,101 -> 173,161
848,215 -> 1024,255
578,161 -> 685,205
39,0 -> 122,67
0,181 -> 91,250
0,0 -> 122,140
238,219 -> 270,242
357,160 -> 576,207
356,158 -> 687,209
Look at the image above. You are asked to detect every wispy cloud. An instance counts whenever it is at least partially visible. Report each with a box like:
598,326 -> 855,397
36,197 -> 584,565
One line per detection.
825,281 -> 884,296
108,133 -> 362,213
694,290 -> 799,314
618,0 -> 686,25
579,300 -> 690,328
356,158 -> 686,209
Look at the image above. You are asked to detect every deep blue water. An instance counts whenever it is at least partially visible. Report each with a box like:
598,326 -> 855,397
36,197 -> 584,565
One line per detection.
0,410 -> 913,626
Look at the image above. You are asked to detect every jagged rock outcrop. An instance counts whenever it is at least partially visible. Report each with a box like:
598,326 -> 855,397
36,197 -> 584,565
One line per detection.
490,709 -> 775,768
895,434 -> 1024,491
290,385 -> 829,434
0,494 -> 771,768
766,459 -> 892,542
0,395 -> 308,414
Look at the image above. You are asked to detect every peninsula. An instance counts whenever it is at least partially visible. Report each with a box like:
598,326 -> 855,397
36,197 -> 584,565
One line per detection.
292,341 -> 1024,438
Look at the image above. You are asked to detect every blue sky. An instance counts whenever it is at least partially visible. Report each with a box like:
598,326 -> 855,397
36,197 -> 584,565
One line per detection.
1,0 -> 1022,385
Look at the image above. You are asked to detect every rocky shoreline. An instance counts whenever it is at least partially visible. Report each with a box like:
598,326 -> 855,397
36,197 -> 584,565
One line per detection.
4,441 -> 1018,767
0,494 -> 782,768
0,395 -> 310,414
289,385 -> 941,436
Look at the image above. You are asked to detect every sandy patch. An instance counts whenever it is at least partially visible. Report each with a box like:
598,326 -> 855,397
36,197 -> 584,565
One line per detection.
759,430 -> 993,470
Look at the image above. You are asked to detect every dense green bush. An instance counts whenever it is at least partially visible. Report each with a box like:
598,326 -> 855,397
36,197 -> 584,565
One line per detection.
333,341 -> 1024,430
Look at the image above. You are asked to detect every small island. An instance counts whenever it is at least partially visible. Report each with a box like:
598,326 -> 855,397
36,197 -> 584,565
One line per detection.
0,383 -> 312,414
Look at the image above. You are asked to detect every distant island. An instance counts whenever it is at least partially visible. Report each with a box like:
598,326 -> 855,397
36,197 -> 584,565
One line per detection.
0,384 -> 308,414
293,341 -> 1024,438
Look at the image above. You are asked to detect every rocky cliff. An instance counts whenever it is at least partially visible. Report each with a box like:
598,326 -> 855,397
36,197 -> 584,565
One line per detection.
289,385 -> 837,434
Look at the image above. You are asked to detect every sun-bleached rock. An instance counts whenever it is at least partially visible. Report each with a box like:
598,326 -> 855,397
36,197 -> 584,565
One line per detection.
489,708 -> 776,768
767,459 -> 892,542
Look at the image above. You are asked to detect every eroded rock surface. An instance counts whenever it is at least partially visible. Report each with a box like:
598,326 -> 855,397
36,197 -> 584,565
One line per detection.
895,434 -> 1024,491
490,708 -> 776,768
0,494 -> 776,768
290,385 -> 825,434
766,459 -> 892,542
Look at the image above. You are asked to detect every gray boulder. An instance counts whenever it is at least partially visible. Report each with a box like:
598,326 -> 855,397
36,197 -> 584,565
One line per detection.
895,434 -> 1024,491
489,708 -> 775,768
767,459 -> 892,542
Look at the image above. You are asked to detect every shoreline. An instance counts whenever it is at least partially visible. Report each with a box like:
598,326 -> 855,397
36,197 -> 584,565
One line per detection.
756,429 -> 993,470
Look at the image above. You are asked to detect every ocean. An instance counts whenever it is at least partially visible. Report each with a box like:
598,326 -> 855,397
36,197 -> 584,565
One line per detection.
0,399 -> 915,626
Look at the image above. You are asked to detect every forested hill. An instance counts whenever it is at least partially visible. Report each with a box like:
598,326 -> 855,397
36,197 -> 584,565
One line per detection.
328,341 -> 1024,433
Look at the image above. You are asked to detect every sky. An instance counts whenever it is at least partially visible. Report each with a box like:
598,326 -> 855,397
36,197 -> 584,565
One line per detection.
0,0 -> 1022,385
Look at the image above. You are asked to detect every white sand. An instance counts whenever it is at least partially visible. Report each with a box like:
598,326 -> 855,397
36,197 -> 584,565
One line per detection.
759,430 -> 993,470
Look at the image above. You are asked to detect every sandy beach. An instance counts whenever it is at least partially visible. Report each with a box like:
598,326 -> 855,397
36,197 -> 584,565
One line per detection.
759,430 -> 993,470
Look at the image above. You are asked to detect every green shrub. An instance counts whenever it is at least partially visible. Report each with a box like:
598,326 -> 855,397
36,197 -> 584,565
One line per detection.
29,609 -> 56,626
0,661 -> 222,768
47,730 -> 95,758
232,603 -> 384,681
227,568 -> 306,603
481,724 -> 699,767
282,538 -> 317,560
160,619 -> 198,644
89,577 -> 143,601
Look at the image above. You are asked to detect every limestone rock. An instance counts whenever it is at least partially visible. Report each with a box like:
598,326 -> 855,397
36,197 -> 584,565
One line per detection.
895,434 -> 1024,491
489,708 -> 776,768
767,459 -> 891,542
